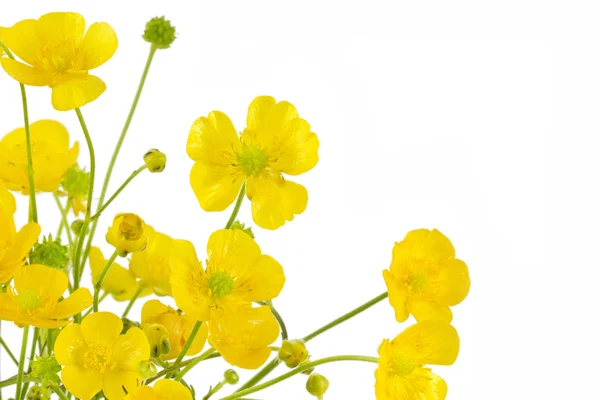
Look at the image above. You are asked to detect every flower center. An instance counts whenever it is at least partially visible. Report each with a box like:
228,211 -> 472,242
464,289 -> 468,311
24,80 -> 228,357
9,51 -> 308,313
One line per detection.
17,290 -> 42,313
237,146 -> 269,176
119,215 -> 143,241
38,42 -> 82,73
390,354 -> 416,377
85,344 -> 114,372
208,271 -> 235,299
404,271 -> 428,292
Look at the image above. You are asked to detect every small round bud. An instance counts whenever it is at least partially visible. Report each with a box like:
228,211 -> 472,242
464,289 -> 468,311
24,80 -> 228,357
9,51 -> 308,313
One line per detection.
224,369 -> 239,385
143,323 -> 171,358
137,360 -> 157,379
29,235 -> 69,270
121,318 -> 141,334
62,164 -> 89,199
143,149 -> 167,173
278,339 -> 309,368
71,219 -> 84,235
26,386 -> 51,400
306,373 -> 329,398
143,16 -> 176,49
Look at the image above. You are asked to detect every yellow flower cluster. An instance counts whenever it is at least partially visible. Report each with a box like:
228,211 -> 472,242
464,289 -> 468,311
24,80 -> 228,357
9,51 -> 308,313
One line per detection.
0,10 -> 471,400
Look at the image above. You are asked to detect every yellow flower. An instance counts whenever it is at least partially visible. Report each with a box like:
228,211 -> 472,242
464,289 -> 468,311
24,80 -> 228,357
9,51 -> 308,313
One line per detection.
141,299 -> 208,360
0,120 -> 79,194
106,213 -> 148,256
187,96 -> 319,230
0,12 -> 118,111
124,380 -> 192,400
209,306 -> 280,369
383,229 -> 470,323
54,312 -> 150,400
375,320 -> 460,400
89,247 -> 149,301
0,264 -> 91,328
129,227 -> 184,296
171,229 -> 285,321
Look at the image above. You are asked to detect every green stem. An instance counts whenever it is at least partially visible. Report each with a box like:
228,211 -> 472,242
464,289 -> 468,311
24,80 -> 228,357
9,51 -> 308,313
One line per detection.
173,321 -> 202,366
91,165 -> 147,221
83,292 -> 108,317
237,292 -> 388,391
121,286 -> 143,319
49,384 -> 69,400
83,45 -> 158,271
257,301 -> 288,341
72,108 -> 96,290
225,183 -> 246,229
93,251 -> 118,312
203,381 -> 226,400
19,328 -> 39,400
0,376 -> 38,389
221,356 -> 378,400
53,194 -> 74,248
175,348 -> 217,381
14,326 -> 29,400
0,336 -> 18,365
146,352 -> 222,384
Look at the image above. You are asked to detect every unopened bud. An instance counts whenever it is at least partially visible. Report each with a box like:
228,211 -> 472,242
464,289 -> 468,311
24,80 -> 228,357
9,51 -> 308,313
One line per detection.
137,360 -> 157,379
224,369 -> 239,385
143,323 -> 171,358
71,219 -> 84,235
143,149 -> 167,173
26,386 -> 51,400
278,339 -> 309,368
143,16 -> 176,49
29,235 -> 69,270
306,373 -> 329,398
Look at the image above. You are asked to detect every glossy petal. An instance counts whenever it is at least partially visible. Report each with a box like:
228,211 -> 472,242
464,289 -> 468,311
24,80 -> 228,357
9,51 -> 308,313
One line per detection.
81,22 -> 118,70
242,255 -> 285,302
154,379 -> 193,400
419,368 -> 448,400
246,175 -> 308,230
36,12 -> 86,46
0,20 -> 41,65
391,229 -> 455,273
206,229 -> 262,276
13,264 -> 67,301
43,288 -> 92,319
51,73 -> 106,111
393,320 -> 460,366
54,323 -> 87,366
383,269 -> 409,323
112,327 -> 150,368
103,369 -> 138,400
0,182 -> 16,215
141,299 -> 171,322
245,97 -> 298,147
0,58 -> 51,86
29,120 -> 71,147
170,251 -> 212,322
434,259 -> 471,306
0,222 -> 40,281
61,365 -> 102,400
81,312 -> 123,346
269,118 -> 319,176
90,247 -> 141,301
190,161 -> 244,211
187,111 -> 241,163
408,298 -> 453,323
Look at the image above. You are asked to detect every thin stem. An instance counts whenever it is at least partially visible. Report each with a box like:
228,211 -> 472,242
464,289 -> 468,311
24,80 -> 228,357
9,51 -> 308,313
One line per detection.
53,194 -> 74,248
73,108 -> 96,289
0,376 -> 38,389
175,348 -> 217,381
121,286 -> 143,319
225,183 -> 246,229
257,301 -> 288,341
91,165 -> 147,221
146,350 -> 222,384
0,337 -> 18,365
83,46 -> 158,270
49,384 -> 69,400
14,326 -> 29,400
83,292 -> 108,317
173,321 -> 202,366
203,381 -> 226,400
93,251 -> 118,312
19,328 -> 39,400
220,356 -> 378,400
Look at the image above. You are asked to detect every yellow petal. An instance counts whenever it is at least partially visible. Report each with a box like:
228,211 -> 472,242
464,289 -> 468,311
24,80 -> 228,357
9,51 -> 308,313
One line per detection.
434,259 -> 471,306
54,323 -> 87,366
61,365 -> 102,400
383,270 -> 409,323
190,161 -> 244,212
0,222 -> 40,281
0,20 -> 41,65
393,320 -> 460,366
112,327 -> 150,368
0,58 -> 51,86
154,379 -> 193,400
81,22 -> 118,70
182,317 -> 208,357
170,250 -> 212,322
206,229 -> 262,275
268,118 -> 319,176
187,111 -> 241,163
103,369 -> 138,400
408,298 -> 453,323
125,386 -> 157,400
30,120 -> 71,148
0,182 -> 16,214
244,97 -> 298,147
247,175 -> 308,230
418,368 -> 448,400
391,229 -> 456,273
43,288 -> 92,319
246,96 -> 276,133
13,264 -> 67,302
51,73 -> 106,111
90,246 -> 140,301
36,12 -> 85,46
141,299 -> 170,323
242,255 -> 285,302
81,312 -> 123,346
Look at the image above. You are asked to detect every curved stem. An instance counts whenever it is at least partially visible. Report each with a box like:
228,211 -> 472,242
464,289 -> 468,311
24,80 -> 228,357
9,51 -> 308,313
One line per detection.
0,375 -> 38,389
53,194 -> 73,248
257,301 -> 288,341
91,165 -> 147,221
0,336 -> 18,365
203,381 -> 226,400
175,348 -> 217,381
49,384 -> 69,400
220,356 -> 378,400
146,352 -> 222,384
14,326 -> 29,400
172,321 -> 202,366
93,251 -> 118,312
225,183 -> 246,229
121,286 -> 143,319
83,46 -> 158,270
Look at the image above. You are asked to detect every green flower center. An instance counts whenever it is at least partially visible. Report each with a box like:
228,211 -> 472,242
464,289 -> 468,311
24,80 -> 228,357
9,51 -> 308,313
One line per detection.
208,271 -> 235,299
390,354 -> 416,377
17,290 -> 42,313
237,146 -> 269,176
85,344 -> 114,372
405,271 -> 428,293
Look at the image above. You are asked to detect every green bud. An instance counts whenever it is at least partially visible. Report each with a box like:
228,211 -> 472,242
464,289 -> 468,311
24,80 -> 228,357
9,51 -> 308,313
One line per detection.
71,219 -> 84,235
278,339 -> 309,368
143,149 -> 167,173
230,221 -> 255,239
29,235 -> 69,270
30,355 -> 61,385
143,323 -> 171,358
306,373 -> 329,398
61,164 -> 89,198
137,360 -> 157,379
143,16 -> 176,49
26,386 -> 51,400
121,318 -> 141,334
224,369 -> 239,385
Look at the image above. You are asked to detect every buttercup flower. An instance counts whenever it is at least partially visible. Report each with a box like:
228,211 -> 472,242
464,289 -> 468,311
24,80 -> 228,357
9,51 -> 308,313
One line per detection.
209,306 -> 280,369
171,229 -> 285,321
106,213 -> 148,256
375,320 -> 460,400
89,247 -> 149,301
383,229 -> 470,323
124,380 -> 192,400
54,312 -> 150,400
0,120 -> 79,194
0,264 -> 91,328
187,96 -> 319,230
0,12 -> 118,111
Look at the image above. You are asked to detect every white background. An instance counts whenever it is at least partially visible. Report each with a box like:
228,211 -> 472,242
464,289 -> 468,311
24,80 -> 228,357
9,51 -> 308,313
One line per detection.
1,1 -> 598,399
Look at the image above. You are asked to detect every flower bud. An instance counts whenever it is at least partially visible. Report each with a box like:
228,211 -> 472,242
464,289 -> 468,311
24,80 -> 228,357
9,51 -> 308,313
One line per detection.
143,323 -> 171,358
30,355 -> 61,384
224,369 -> 239,385
121,318 -> 141,334
71,219 -> 84,235
61,164 -> 89,199
143,16 -> 176,49
106,213 -> 148,256
230,220 -> 255,239
26,386 -> 51,400
306,373 -> 329,398
143,149 -> 167,173
29,235 -> 69,270
137,360 -> 157,379
278,339 -> 309,368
